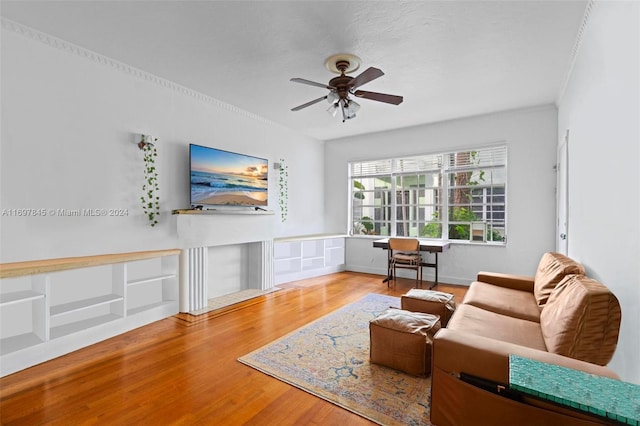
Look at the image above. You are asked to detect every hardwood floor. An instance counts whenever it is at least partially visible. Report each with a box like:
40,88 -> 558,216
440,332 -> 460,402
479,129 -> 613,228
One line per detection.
0,272 -> 467,425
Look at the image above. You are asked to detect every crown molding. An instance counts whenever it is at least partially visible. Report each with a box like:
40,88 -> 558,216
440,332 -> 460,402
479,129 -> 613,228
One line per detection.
557,0 -> 595,104
1,17 -> 279,127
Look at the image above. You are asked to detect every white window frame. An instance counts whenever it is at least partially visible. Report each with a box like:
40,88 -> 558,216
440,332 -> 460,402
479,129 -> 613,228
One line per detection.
349,145 -> 507,244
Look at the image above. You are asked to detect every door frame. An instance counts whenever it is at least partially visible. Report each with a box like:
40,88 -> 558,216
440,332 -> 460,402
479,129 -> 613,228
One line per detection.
556,130 -> 569,254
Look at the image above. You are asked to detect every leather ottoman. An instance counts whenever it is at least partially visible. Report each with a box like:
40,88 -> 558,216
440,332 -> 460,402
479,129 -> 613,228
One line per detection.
369,308 -> 441,376
401,289 -> 456,327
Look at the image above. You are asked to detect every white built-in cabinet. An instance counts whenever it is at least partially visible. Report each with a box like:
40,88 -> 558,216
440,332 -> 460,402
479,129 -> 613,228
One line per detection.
0,249 -> 179,377
274,234 -> 346,284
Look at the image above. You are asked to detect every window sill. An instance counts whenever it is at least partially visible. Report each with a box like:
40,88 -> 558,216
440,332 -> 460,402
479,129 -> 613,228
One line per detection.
347,235 -> 506,247
452,240 -> 506,247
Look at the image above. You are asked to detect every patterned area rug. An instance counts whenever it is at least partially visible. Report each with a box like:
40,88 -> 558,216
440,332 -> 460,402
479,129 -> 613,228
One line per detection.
238,293 -> 433,426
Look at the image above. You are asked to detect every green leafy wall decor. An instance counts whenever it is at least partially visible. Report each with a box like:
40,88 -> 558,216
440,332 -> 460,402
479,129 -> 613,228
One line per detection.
139,135 -> 160,227
278,158 -> 288,222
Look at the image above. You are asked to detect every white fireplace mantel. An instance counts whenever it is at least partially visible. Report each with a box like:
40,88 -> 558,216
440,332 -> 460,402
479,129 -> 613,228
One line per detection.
176,210 -> 276,248
175,211 -> 276,312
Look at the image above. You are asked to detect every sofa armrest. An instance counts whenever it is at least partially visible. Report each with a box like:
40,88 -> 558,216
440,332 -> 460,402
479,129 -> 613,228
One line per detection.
433,328 -> 619,385
476,271 -> 535,292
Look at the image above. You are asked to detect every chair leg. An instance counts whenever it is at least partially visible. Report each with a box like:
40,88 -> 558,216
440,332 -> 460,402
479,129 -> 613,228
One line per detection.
392,265 -> 396,290
387,267 -> 391,289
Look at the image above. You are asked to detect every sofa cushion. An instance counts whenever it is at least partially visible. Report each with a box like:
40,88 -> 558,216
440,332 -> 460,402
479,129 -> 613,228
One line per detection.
540,274 -> 621,366
463,282 -> 541,322
534,252 -> 585,309
447,304 -> 547,351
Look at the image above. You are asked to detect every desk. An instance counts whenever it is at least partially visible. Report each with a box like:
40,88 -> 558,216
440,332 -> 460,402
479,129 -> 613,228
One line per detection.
373,238 -> 450,288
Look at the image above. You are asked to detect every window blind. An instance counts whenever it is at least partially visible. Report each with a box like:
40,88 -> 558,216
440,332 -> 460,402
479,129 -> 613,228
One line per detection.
349,159 -> 392,177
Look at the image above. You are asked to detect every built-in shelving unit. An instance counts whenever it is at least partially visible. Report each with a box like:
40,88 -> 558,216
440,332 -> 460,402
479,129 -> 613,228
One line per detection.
0,249 -> 180,377
274,234 -> 346,285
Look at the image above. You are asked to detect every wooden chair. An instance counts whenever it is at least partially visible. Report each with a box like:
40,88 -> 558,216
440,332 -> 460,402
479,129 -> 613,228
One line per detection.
388,238 -> 423,289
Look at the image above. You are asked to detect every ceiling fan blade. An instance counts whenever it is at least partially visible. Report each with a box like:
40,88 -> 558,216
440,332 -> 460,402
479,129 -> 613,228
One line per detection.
291,95 -> 328,111
354,90 -> 403,105
290,78 -> 334,90
349,67 -> 384,89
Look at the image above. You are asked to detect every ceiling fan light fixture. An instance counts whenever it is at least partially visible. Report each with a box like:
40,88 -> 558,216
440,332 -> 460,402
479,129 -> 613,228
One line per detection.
338,99 -> 356,122
327,102 -> 339,117
326,92 -> 338,104
290,55 -> 402,120
346,100 -> 360,116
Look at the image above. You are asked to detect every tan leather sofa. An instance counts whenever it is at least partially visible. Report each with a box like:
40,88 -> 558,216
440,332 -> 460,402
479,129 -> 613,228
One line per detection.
431,252 -> 622,426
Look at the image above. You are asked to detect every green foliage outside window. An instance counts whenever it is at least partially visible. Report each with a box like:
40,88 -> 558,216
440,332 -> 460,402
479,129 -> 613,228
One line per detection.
421,212 -> 442,238
360,216 -> 374,234
422,207 -> 504,241
421,208 -> 475,239
353,180 -> 365,200
352,180 -> 376,235
421,151 -> 504,241
351,147 -> 505,242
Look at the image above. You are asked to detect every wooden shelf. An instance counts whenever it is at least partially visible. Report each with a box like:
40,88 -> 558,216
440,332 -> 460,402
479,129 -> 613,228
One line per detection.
0,248 -> 180,278
1,249 -> 180,377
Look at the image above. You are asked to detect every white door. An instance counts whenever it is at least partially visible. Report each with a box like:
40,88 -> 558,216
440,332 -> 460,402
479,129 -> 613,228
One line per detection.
556,131 -> 569,254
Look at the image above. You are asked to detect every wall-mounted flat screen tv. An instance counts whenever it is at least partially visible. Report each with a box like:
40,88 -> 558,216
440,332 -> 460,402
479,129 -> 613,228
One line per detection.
190,143 -> 268,208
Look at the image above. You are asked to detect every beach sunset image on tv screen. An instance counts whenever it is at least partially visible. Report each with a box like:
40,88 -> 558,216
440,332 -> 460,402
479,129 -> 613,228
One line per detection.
190,144 -> 268,207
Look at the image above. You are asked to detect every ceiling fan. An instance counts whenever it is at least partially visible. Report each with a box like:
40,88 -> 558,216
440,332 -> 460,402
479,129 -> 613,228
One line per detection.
290,54 -> 403,122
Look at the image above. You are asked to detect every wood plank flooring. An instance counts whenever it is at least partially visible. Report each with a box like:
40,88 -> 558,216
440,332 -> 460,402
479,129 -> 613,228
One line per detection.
0,272 -> 467,425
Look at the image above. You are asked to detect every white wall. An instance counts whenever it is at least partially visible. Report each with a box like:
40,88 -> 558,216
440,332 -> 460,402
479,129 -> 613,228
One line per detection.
558,1 -> 639,384
0,23 -> 325,264
325,105 -> 559,284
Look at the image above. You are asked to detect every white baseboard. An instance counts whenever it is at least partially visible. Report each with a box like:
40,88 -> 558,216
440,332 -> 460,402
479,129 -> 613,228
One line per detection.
345,264 -> 470,286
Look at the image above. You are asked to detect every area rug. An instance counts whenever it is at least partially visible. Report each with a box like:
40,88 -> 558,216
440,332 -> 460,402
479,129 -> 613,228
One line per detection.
238,293 -> 433,426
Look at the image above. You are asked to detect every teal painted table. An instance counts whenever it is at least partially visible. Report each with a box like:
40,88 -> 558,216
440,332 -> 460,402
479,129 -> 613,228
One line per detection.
509,355 -> 640,425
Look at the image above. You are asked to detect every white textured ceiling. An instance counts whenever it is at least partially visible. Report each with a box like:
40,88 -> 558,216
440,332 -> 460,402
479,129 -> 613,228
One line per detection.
1,1 -> 587,141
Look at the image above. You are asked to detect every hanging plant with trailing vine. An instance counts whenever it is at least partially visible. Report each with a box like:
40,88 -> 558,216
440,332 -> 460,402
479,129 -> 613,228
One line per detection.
278,158 -> 288,222
139,135 -> 160,226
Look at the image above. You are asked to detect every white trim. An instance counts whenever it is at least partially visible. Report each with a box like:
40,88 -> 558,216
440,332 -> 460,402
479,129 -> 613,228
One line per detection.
1,18 -> 283,129
349,145 -> 507,242
344,264 -> 470,287
557,0 -> 595,104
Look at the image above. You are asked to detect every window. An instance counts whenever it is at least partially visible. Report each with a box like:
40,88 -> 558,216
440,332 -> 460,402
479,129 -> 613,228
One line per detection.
349,145 -> 507,243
